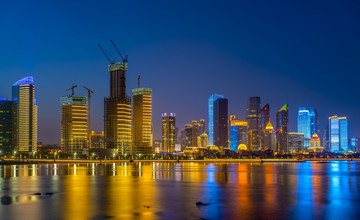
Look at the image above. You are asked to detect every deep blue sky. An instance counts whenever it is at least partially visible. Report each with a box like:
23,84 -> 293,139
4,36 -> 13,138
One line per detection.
0,0 -> 359,144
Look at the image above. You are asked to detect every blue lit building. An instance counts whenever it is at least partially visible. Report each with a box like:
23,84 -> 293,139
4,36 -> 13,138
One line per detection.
329,116 -> 348,152
297,107 -> 319,149
350,137 -> 359,152
230,117 -> 248,151
208,94 -> 224,145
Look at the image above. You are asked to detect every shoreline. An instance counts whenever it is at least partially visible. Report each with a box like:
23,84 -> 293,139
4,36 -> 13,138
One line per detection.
1,158 -> 359,165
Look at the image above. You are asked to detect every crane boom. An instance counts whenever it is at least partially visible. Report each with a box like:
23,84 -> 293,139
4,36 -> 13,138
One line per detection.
98,43 -> 113,64
66,85 -> 77,96
110,40 -> 127,63
82,85 -> 94,150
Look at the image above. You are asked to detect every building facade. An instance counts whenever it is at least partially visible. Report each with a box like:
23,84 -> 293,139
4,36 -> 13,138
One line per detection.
132,88 -> 153,154
91,131 -> 105,149
0,98 -> 17,153
297,107 -> 319,149
259,104 -> 270,150
246,97 -> 261,150
329,116 -> 348,152
104,62 -> 132,155
288,132 -> 304,152
60,95 -> 88,154
12,77 -> 37,153
264,122 -> 275,150
276,104 -> 288,154
185,121 -> 200,147
208,94 -> 224,146
230,118 -> 248,151
214,97 -> 228,148
162,113 -> 176,152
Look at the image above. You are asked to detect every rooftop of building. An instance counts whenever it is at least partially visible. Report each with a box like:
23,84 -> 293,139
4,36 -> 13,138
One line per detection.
13,77 -> 34,86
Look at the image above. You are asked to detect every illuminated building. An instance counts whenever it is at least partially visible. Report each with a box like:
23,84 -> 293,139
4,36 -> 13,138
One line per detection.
12,77 -> 37,153
329,116 -> 348,152
258,104 -> 270,150
185,121 -> 200,147
230,117 -> 248,151
132,88 -> 153,154
297,107 -> 319,149
90,131 -> 105,149
264,122 -> 275,150
0,98 -> 17,153
246,97 -> 261,150
208,93 -> 224,145
197,132 -> 209,148
60,95 -> 88,154
288,132 -> 304,152
276,104 -> 288,154
162,113 -> 176,152
310,133 -> 321,148
350,137 -> 359,152
104,62 -> 132,155
199,119 -> 205,135
214,97 -> 228,148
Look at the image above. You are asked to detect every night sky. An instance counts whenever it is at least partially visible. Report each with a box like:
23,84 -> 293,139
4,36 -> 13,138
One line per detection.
0,0 -> 359,144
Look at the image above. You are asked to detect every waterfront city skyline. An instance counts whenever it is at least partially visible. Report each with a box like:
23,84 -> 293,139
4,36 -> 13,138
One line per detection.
0,1 -> 360,145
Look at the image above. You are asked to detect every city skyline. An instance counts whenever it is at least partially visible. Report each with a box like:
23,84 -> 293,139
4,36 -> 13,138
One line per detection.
1,1 -> 360,144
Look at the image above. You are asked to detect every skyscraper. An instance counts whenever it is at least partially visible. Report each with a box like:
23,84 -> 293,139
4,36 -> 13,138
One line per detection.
230,117 -> 248,151
246,97 -> 261,150
104,62 -> 132,155
297,107 -> 319,149
276,104 -> 288,154
162,113 -> 176,152
60,95 -> 88,154
185,121 -> 200,147
0,98 -> 17,153
259,104 -> 270,149
264,122 -> 275,150
214,97 -> 228,148
132,88 -> 153,154
12,77 -> 37,153
329,116 -> 348,152
199,119 -> 206,135
208,94 -> 224,145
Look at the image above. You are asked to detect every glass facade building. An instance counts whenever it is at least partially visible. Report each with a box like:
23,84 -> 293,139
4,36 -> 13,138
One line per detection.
12,77 -> 37,153
0,99 -> 17,153
246,97 -> 261,150
297,107 -> 319,149
259,104 -> 269,150
162,113 -> 176,152
208,94 -> 224,145
288,132 -> 304,152
214,97 -> 228,148
329,116 -> 348,152
230,119 -> 248,151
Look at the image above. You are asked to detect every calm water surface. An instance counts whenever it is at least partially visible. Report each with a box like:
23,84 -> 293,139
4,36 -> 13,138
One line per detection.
0,161 -> 359,220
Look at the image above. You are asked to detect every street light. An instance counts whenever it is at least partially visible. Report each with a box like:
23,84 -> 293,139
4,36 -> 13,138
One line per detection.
92,153 -> 95,160
113,153 -> 115,160
54,152 -> 57,162
74,152 -> 77,160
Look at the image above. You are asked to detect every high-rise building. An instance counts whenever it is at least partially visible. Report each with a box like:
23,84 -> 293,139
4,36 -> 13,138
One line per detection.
288,132 -> 304,152
60,95 -> 88,154
199,119 -> 205,135
259,104 -> 270,149
104,62 -> 132,155
264,122 -> 275,150
132,88 -> 153,154
276,104 -> 288,154
246,97 -> 261,150
0,98 -> 17,153
310,133 -> 321,148
197,132 -> 209,148
230,117 -> 248,151
350,137 -> 359,152
329,116 -> 348,152
297,107 -> 319,149
162,113 -> 176,152
185,121 -> 200,147
12,77 -> 37,153
214,97 -> 228,148
208,94 -> 224,145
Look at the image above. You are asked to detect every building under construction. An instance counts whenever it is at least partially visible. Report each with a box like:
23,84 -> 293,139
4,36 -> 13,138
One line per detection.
104,62 -> 132,155
60,95 -> 88,154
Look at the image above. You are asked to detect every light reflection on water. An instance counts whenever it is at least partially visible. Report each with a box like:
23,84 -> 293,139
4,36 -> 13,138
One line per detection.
0,161 -> 359,219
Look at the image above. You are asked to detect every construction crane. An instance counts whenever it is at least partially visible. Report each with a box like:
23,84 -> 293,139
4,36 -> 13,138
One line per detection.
98,43 -> 114,64
110,40 -> 128,63
66,84 -> 77,96
83,85 -> 94,149
138,75 -> 140,88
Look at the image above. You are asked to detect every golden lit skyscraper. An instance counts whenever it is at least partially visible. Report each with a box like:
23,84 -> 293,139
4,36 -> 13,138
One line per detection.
12,77 -> 37,153
60,95 -> 88,154
132,88 -> 153,154
162,113 -> 176,152
104,62 -> 132,155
